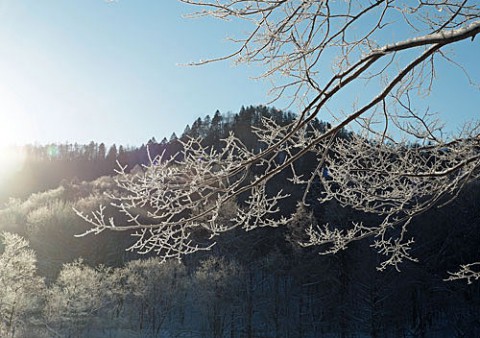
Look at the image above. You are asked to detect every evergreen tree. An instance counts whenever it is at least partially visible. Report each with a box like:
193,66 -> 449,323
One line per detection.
98,143 -> 106,161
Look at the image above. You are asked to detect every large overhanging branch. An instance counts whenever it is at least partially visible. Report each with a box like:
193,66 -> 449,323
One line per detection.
77,1 -> 479,280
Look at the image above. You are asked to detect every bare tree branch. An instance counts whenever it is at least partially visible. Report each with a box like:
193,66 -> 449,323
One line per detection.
77,1 -> 480,281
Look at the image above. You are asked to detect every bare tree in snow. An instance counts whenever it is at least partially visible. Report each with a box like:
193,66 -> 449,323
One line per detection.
77,1 -> 480,281
0,233 -> 45,337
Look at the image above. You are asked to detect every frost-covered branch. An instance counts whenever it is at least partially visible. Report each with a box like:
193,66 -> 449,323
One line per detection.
78,1 -> 480,277
445,262 -> 480,284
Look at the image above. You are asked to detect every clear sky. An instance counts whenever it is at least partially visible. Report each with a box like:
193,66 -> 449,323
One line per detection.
0,0 -> 272,147
0,0 -> 478,147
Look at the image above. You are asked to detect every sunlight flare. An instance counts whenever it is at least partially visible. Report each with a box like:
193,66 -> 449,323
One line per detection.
0,85 -> 35,185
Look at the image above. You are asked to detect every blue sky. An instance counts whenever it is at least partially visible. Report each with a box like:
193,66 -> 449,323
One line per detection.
0,0 -> 478,147
0,0 -> 271,146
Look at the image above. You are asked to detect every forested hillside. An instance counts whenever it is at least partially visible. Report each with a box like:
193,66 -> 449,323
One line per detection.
1,106 -> 313,201
0,106 -> 478,337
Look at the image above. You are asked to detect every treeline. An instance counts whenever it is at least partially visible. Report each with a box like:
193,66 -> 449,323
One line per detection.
2,105 -> 323,202
3,142 -> 137,202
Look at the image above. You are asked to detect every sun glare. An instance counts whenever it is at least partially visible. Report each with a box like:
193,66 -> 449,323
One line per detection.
0,145 -> 26,180
0,92 -> 31,186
